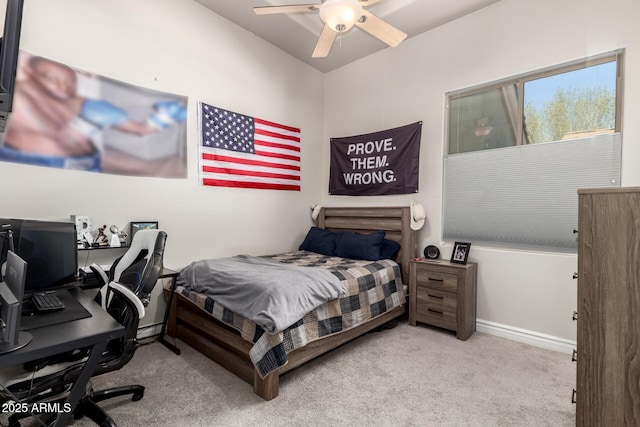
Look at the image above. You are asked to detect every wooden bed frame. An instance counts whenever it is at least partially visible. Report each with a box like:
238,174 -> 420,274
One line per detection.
165,206 -> 417,400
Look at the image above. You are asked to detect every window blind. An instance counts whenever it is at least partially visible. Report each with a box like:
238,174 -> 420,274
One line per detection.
442,133 -> 621,252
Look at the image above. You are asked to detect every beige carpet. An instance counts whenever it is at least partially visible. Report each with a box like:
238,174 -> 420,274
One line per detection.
6,321 -> 575,426
63,321 -> 576,427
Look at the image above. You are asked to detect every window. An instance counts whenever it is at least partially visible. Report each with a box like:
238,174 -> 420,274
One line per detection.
448,52 -> 620,154
448,85 -> 518,154
443,50 -> 623,251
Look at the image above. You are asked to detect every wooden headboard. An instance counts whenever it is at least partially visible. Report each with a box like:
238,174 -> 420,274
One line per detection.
317,206 -> 417,281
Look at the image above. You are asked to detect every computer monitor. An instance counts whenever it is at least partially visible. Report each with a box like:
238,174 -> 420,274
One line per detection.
0,0 -> 25,132
0,249 -> 31,353
0,218 -> 78,295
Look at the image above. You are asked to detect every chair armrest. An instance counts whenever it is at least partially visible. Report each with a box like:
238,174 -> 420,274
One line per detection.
109,282 -> 146,320
96,282 -> 146,320
89,263 -> 109,287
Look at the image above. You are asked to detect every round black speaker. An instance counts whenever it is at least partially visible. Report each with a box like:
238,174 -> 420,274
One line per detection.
424,245 -> 440,260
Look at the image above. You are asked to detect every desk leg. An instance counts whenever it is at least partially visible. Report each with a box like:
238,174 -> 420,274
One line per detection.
51,340 -> 108,427
158,276 -> 180,355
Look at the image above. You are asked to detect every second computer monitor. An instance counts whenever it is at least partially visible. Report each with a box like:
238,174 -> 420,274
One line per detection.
0,250 -> 29,351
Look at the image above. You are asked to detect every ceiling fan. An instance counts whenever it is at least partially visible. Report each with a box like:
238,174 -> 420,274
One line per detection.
253,0 -> 407,58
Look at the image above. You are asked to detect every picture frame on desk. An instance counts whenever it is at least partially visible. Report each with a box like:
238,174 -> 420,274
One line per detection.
451,241 -> 471,264
130,221 -> 158,242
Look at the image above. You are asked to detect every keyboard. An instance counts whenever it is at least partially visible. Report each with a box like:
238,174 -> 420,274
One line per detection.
32,292 -> 66,312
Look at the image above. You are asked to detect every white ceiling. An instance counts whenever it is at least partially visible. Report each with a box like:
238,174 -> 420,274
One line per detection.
194,0 -> 502,73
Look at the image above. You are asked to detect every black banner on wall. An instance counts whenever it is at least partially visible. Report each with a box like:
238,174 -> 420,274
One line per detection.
329,122 -> 421,196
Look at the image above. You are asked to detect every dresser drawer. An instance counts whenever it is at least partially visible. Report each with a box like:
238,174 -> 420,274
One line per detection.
416,286 -> 457,310
415,268 -> 458,292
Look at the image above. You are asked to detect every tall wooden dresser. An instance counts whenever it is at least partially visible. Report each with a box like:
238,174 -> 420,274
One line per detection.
576,187 -> 640,426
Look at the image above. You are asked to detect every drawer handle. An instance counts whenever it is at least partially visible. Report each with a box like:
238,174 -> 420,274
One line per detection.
571,389 -> 576,404
428,277 -> 444,282
572,273 -> 578,279
572,349 -> 577,362
427,308 -> 443,314
572,310 -> 578,321
427,294 -> 444,299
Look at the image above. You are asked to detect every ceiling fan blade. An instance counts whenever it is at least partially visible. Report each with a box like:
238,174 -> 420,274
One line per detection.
358,0 -> 385,6
253,4 -> 320,15
356,9 -> 407,47
312,25 -> 338,58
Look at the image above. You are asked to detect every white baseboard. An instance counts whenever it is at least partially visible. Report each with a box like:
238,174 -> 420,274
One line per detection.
137,323 -> 162,339
476,319 -> 576,354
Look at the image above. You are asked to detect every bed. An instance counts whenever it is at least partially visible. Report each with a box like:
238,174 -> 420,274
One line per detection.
165,206 -> 416,400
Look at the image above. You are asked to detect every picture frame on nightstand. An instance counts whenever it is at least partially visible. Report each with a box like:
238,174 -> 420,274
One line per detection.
451,241 -> 471,264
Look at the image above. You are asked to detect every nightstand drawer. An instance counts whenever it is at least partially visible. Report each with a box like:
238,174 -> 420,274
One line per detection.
416,286 -> 457,310
415,304 -> 457,330
415,269 -> 458,292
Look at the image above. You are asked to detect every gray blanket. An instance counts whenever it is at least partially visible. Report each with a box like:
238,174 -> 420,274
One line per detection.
176,255 -> 346,334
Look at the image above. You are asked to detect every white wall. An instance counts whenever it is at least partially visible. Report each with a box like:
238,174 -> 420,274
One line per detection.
0,0 -> 325,325
323,0 -> 640,346
4,0 -> 638,346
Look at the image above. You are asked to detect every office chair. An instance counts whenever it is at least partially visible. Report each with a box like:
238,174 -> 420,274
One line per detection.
4,229 -> 167,427
90,228 -> 167,307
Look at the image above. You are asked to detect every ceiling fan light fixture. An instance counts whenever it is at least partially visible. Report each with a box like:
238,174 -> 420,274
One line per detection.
319,0 -> 363,33
474,117 -> 494,137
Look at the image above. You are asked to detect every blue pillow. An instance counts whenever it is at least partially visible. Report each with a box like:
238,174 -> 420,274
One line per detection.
335,230 -> 386,261
380,239 -> 401,260
298,227 -> 338,256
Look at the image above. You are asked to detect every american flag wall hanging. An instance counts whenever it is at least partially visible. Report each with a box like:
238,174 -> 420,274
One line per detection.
198,102 -> 301,191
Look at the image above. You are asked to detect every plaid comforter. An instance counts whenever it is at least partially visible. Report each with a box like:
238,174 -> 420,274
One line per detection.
176,250 -> 405,377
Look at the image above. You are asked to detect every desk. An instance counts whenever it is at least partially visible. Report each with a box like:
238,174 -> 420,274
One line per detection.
0,288 -> 125,427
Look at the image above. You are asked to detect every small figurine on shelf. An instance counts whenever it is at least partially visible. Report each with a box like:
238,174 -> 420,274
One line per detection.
96,225 -> 109,246
118,230 -> 128,245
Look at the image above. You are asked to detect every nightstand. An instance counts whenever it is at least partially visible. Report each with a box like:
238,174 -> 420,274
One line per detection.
408,259 -> 477,340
